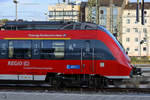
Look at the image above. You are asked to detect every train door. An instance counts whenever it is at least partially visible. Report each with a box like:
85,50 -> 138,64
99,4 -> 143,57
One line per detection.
66,40 -> 95,74
81,40 -> 95,74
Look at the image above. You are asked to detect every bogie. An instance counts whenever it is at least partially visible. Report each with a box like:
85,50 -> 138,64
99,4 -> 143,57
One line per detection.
46,73 -> 109,88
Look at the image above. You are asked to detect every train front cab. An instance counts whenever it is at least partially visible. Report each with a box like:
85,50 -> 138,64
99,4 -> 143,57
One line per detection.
96,27 -> 132,79
97,26 -> 141,80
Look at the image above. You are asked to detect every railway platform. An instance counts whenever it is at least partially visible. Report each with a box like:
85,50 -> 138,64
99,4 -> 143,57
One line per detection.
0,91 -> 149,100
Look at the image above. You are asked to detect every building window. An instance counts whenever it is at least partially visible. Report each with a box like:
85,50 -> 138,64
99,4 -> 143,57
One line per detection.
126,47 -> 130,51
143,28 -> 147,33
126,28 -> 130,33
49,11 -> 54,17
145,19 -> 147,24
135,38 -> 138,42
100,10 -> 104,14
135,21 -> 138,24
134,28 -> 138,33
144,11 -> 147,15
126,38 -> 130,42
135,48 -> 138,51
144,37 -> 147,42
126,19 -> 130,24
143,47 -> 147,51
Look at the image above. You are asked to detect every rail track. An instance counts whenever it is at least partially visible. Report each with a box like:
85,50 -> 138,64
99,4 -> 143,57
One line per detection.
136,65 -> 150,84
0,83 -> 149,94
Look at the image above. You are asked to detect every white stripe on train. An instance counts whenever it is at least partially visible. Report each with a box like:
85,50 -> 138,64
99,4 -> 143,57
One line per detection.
0,75 -> 130,81
0,75 -> 46,81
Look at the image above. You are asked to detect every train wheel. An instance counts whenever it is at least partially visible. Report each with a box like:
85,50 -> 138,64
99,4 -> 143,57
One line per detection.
93,78 -> 109,88
93,78 -> 101,88
113,79 -> 122,87
49,77 -> 53,86
89,80 -> 94,88
49,77 -> 63,89
103,79 -> 109,88
56,81 -> 64,89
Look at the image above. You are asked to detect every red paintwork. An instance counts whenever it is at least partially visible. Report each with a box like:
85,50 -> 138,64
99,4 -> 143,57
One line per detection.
0,30 -> 132,78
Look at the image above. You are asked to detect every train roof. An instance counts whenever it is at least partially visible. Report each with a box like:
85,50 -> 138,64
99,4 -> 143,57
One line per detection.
1,21 -> 99,30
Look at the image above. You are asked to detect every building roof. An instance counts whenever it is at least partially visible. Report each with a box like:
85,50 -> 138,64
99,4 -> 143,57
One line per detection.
125,2 -> 150,9
87,0 -> 125,7
100,0 -> 124,7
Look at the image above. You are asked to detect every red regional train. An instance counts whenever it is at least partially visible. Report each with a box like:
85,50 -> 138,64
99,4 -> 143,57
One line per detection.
0,21 -> 141,87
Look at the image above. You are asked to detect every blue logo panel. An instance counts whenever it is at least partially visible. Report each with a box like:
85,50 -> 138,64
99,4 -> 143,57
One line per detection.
67,65 -> 80,69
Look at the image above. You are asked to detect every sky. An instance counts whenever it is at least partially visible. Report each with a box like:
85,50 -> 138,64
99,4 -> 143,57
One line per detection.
0,0 -> 149,21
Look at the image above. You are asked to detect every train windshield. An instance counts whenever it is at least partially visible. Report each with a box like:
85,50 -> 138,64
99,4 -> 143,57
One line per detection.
98,26 -> 126,54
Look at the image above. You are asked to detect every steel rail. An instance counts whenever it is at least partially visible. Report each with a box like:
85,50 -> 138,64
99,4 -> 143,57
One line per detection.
0,84 -> 149,94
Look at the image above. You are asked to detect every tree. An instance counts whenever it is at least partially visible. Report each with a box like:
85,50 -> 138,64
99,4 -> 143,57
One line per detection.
0,19 -> 9,23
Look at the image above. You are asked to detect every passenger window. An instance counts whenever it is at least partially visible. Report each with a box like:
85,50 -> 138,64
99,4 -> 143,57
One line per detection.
0,40 -> 8,58
40,40 -> 53,59
40,40 -> 65,59
82,40 -> 92,59
8,40 -> 31,59
32,40 -> 40,59
53,41 -> 65,59
33,41 -> 40,55
85,40 -> 90,53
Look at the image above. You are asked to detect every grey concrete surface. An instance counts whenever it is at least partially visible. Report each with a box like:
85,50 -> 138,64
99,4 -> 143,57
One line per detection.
0,92 -> 149,100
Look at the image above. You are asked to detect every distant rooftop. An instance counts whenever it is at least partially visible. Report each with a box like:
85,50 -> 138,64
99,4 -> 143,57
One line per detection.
125,2 -> 150,9
99,0 -> 125,7
87,0 -> 125,7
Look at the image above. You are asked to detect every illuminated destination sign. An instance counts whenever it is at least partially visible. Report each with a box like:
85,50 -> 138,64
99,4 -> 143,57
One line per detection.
28,34 -> 67,38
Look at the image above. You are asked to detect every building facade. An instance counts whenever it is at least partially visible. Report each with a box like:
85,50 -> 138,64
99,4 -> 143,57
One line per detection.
48,3 -> 80,22
122,3 -> 150,56
85,0 -> 129,41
